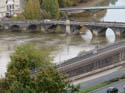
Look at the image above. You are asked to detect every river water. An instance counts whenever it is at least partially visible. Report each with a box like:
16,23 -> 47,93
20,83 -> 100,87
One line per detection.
0,0 -> 125,77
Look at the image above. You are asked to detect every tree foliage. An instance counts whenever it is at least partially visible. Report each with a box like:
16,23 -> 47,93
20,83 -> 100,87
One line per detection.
0,44 -> 79,93
58,0 -> 74,7
23,0 -> 41,19
42,0 -> 60,18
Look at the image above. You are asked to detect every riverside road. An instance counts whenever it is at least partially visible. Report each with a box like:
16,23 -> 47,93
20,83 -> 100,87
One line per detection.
79,64 -> 125,90
92,81 -> 125,93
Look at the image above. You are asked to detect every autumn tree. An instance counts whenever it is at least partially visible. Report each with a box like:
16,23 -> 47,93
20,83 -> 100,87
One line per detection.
23,0 -> 41,19
0,44 -> 79,93
58,0 -> 74,7
42,0 -> 60,18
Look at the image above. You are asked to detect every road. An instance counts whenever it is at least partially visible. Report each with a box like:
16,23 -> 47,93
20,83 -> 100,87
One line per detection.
74,65 -> 125,89
92,81 -> 125,93
59,6 -> 125,11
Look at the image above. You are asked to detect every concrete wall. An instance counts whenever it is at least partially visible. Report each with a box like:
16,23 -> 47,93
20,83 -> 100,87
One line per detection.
59,43 -> 125,80
0,0 -> 7,18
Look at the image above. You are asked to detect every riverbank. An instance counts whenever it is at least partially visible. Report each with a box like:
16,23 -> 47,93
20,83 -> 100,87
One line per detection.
78,0 -> 106,7
80,76 -> 125,93
70,0 -> 108,21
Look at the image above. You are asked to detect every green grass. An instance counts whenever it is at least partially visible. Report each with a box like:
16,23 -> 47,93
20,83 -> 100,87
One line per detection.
80,81 -> 110,93
80,77 -> 125,93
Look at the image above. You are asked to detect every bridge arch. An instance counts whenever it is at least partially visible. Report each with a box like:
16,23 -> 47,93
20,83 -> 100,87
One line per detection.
10,25 -> 21,31
48,24 -> 57,29
106,28 -> 115,37
106,28 -> 116,42
69,25 -> 83,35
27,24 -> 38,32
45,24 -> 57,33
109,27 -> 125,38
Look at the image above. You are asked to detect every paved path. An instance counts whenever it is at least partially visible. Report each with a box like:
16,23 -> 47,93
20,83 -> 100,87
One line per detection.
74,65 -> 125,89
92,81 -> 125,93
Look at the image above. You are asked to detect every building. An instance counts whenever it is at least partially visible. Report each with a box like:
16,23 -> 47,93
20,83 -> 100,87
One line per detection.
0,0 -> 24,18
0,0 -> 7,18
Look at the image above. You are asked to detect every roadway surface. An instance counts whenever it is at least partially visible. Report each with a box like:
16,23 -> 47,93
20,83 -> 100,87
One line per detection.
76,64 -> 125,89
60,6 -> 125,11
92,81 -> 125,93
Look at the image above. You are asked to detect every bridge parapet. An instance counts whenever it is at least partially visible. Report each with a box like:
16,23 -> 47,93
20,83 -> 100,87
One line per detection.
0,20 -> 125,35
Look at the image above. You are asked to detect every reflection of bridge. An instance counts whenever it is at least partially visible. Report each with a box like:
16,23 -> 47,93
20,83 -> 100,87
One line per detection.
58,41 -> 125,81
0,20 -> 125,37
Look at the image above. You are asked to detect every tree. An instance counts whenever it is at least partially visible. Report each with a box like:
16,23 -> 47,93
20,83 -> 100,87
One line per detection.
42,0 -> 60,18
23,0 -> 41,19
0,44 -> 79,93
58,0 -> 74,7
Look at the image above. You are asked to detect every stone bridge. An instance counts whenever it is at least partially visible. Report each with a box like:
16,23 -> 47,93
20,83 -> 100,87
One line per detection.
58,41 -> 125,81
0,20 -> 125,37
0,20 -> 77,34
84,22 -> 125,37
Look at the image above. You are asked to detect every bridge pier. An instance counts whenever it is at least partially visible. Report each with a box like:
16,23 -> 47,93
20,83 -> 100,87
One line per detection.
115,31 -> 122,37
66,19 -> 71,35
111,28 -> 125,38
40,25 -> 45,32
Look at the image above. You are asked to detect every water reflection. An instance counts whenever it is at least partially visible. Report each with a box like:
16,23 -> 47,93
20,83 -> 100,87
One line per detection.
0,0 -> 125,76
0,52 -> 10,77
81,31 -> 92,43
106,28 -> 116,43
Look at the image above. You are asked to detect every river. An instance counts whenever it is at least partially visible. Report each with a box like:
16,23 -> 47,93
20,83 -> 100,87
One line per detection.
0,0 -> 125,77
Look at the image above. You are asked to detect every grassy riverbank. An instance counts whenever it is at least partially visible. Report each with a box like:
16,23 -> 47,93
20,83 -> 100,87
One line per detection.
78,0 -> 106,7
70,0 -> 107,22
80,81 -> 110,93
80,75 -> 125,93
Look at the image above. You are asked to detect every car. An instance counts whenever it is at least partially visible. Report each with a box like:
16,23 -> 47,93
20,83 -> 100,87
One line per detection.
107,87 -> 118,93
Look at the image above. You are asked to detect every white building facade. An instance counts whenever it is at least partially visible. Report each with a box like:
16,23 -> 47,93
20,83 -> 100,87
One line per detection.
0,0 -> 7,18
0,0 -> 24,18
